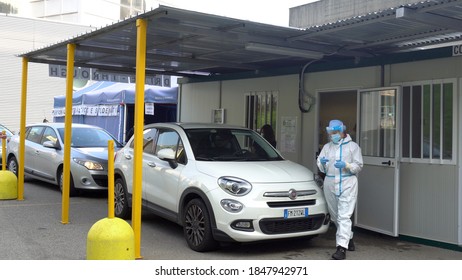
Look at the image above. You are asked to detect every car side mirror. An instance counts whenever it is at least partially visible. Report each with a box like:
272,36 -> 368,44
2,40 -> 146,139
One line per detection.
157,148 -> 178,169
43,140 -> 60,150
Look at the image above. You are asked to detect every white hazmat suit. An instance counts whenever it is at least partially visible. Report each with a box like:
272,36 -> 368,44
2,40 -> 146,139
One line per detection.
317,131 -> 363,251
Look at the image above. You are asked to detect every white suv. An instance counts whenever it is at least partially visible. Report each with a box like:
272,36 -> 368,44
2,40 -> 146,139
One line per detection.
114,123 -> 330,252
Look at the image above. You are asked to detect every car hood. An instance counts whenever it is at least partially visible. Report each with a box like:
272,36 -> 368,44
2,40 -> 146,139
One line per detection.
195,160 -> 314,183
72,147 -> 111,161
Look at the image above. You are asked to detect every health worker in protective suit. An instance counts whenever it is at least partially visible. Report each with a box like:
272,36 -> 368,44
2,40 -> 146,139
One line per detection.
317,120 -> 363,260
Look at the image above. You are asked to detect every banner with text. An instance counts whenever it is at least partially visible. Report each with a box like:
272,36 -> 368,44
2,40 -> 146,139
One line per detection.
52,105 -> 119,117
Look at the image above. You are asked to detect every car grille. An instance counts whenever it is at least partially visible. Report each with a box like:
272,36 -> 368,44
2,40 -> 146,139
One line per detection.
267,199 -> 316,208
259,214 -> 325,234
92,175 -> 108,187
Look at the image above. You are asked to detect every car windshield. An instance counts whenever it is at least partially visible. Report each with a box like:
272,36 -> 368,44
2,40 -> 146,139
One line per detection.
0,125 -> 13,137
186,128 -> 283,161
58,127 -> 122,148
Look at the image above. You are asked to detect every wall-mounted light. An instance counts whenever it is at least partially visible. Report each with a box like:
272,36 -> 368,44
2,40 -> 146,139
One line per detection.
245,42 -> 324,60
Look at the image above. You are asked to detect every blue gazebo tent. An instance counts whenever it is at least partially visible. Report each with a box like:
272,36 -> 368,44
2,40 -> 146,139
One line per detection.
53,81 -> 178,143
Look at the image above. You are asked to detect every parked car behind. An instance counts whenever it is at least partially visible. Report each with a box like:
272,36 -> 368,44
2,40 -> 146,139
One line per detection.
114,123 -> 330,252
7,123 -> 123,196
0,124 -> 14,168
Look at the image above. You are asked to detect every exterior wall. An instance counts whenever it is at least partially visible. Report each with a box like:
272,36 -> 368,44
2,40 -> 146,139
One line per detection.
399,163 -> 458,243
179,55 -> 461,245
179,82 -> 221,123
290,0 -> 421,28
24,0 -> 150,27
26,0 -> 120,27
0,14 -> 94,132
179,75 -> 302,163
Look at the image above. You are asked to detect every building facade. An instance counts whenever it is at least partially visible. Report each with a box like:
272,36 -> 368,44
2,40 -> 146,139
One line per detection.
177,1 -> 462,248
0,14 -> 94,132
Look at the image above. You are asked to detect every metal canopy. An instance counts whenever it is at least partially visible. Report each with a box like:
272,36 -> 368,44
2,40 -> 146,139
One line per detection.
20,1 -> 462,78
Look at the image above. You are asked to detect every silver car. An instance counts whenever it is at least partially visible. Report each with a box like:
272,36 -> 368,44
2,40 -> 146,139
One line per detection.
7,123 -> 123,196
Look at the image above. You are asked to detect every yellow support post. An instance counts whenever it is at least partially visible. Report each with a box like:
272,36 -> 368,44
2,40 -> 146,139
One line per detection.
1,131 -> 6,170
62,43 -> 75,224
86,140 -> 134,260
17,57 -> 28,201
108,141 -> 115,219
132,18 -> 147,260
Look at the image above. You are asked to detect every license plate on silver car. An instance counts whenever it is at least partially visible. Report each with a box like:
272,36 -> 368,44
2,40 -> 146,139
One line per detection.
284,208 -> 308,219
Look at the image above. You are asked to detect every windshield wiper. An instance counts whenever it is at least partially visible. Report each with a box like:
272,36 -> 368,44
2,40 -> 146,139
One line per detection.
195,156 -> 214,161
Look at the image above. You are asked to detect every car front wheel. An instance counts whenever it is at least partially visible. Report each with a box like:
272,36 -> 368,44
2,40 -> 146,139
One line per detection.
183,198 -> 218,252
114,177 -> 131,219
7,156 -> 18,176
58,169 -> 78,197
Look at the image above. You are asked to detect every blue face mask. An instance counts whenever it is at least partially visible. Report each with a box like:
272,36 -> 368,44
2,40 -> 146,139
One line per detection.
331,133 -> 342,144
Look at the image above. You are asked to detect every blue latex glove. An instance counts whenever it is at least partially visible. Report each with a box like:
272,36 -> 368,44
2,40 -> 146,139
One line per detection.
334,160 -> 346,169
320,157 -> 329,165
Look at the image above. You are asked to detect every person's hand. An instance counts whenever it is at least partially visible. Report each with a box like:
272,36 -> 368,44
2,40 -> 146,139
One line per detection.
334,160 -> 346,169
320,157 -> 329,165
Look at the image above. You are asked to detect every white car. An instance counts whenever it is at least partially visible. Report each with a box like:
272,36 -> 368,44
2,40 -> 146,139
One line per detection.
114,123 -> 330,252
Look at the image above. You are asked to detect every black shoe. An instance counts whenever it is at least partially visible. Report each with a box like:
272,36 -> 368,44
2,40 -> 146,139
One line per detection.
348,239 -> 355,251
332,246 -> 346,260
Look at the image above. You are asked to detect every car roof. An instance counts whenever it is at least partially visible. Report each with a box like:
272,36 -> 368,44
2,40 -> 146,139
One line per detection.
27,122 -> 104,129
145,122 -> 248,130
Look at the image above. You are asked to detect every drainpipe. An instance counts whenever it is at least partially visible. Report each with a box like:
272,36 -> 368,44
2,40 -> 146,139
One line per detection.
381,64 -> 385,87
298,60 -> 318,113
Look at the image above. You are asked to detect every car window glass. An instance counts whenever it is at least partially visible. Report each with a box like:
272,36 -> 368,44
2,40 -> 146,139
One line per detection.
26,126 -> 45,144
58,127 -> 118,147
130,128 -> 158,154
41,127 -> 58,146
155,130 -> 180,156
0,125 -> 13,137
187,128 -> 282,161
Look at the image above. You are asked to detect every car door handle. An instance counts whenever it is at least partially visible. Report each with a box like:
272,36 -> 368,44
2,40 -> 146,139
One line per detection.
35,150 -> 40,155
381,160 -> 391,166
147,162 -> 156,167
124,154 -> 132,160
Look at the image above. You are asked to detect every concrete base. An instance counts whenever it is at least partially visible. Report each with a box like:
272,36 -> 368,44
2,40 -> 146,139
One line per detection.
0,170 -> 17,200
86,217 -> 135,260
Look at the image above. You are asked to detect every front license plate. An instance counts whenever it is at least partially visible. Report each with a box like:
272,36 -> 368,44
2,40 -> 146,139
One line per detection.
284,208 -> 308,219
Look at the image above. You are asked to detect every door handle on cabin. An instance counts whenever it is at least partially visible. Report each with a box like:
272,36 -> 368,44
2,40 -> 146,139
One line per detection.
381,160 -> 391,166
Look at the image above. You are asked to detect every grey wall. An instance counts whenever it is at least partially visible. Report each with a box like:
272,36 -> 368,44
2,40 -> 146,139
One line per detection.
290,0 -> 421,28
0,15 -> 94,132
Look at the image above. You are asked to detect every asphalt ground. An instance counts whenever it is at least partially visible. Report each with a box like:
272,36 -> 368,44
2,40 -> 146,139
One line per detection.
1,179 -> 462,261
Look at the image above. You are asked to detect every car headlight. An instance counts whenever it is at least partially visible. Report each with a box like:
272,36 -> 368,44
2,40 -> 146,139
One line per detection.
220,199 -> 244,213
218,177 -> 252,196
73,158 -> 104,170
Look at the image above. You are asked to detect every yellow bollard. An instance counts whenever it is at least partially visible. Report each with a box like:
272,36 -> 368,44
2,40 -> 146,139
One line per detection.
1,130 -> 18,200
86,217 -> 135,260
0,170 -> 18,200
86,140 -> 135,260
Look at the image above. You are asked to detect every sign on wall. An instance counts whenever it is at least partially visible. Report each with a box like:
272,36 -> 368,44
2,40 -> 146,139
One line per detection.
452,44 -> 462,56
280,116 -> 297,153
49,65 -> 171,87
